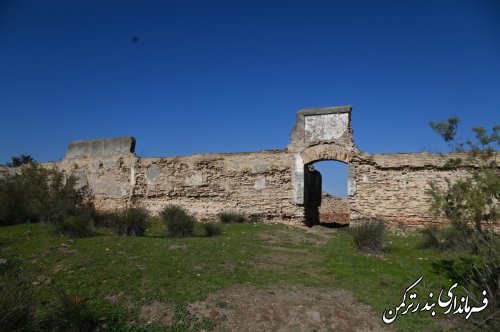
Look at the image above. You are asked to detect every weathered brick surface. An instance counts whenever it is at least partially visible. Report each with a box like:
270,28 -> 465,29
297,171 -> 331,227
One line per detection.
0,165 -> 8,179
52,150 -> 304,223
48,145 -> 492,229
349,152 -> 484,228
0,165 -> 19,179
319,193 -> 349,224
7,105 -> 495,229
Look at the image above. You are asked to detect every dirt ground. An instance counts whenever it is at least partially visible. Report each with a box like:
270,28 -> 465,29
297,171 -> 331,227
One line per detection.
183,225 -> 390,331
134,225 -> 392,331
188,284 -> 389,332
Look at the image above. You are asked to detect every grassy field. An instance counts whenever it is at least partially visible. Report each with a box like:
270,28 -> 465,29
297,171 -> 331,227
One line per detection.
0,220 -> 480,331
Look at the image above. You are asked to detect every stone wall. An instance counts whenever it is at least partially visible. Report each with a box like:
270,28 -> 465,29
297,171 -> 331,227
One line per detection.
52,148 -> 303,223
0,165 -> 19,179
319,193 -> 349,225
5,105 -> 494,229
64,137 -> 136,160
35,143 -> 498,228
0,165 -> 8,179
349,152 -> 479,228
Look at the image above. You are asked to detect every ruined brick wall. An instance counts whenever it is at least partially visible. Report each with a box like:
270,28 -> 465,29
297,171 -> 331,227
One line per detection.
349,152 -> 478,228
13,105 -> 493,229
49,141 -> 303,222
26,140 -> 498,228
319,193 -> 349,225
0,165 -> 20,179
133,151 -> 302,221
0,165 -> 8,179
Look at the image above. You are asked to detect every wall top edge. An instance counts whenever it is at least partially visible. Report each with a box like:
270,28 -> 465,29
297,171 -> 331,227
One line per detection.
297,105 -> 352,116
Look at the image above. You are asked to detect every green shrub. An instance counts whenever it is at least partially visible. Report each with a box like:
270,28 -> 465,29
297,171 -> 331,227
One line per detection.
161,205 -> 195,238
109,207 -> 149,236
90,210 -> 115,228
54,215 -> 93,238
350,219 -> 385,254
218,211 -> 248,224
462,236 -> 500,330
419,225 -> 441,249
420,225 -> 475,252
201,223 -> 222,237
467,260 -> 500,330
249,214 -> 263,223
0,164 -> 91,226
426,118 -> 499,330
427,118 -> 499,233
433,240 -> 500,331
0,275 -> 37,331
46,291 -> 99,332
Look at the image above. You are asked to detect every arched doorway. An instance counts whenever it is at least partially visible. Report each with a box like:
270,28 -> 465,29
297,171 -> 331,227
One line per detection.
303,159 -> 350,226
287,105 -> 357,226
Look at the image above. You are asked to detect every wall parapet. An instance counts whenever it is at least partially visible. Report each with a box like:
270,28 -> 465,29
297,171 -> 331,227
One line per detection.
354,152 -> 499,170
64,137 -> 136,160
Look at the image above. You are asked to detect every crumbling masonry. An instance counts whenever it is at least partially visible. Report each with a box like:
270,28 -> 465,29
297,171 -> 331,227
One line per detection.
15,106 -> 486,228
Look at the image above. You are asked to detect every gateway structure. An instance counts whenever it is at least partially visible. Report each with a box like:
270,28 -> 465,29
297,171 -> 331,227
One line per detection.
30,106 -> 478,228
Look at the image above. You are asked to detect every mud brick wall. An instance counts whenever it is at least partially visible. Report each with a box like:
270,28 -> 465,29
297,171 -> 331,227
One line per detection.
0,165 -> 18,179
0,165 -> 8,179
319,193 -> 349,225
51,142 -> 303,222
10,104 -> 495,229
40,138 -> 496,228
19,147 -> 498,228
133,151 -> 302,221
349,152 -> 474,228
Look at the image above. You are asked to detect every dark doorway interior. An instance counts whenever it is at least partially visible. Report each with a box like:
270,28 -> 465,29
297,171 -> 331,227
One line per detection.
304,161 -> 349,227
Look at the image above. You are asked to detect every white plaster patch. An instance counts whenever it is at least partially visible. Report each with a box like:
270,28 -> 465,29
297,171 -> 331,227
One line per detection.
304,113 -> 348,142
292,153 -> 304,204
184,173 -> 204,186
254,177 -> 266,190
145,165 -> 161,185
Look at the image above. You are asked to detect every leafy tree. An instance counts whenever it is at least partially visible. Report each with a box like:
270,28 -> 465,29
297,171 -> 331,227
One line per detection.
430,116 -> 460,143
6,154 -> 34,167
427,118 -> 499,233
0,164 -> 91,226
427,118 -> 500,330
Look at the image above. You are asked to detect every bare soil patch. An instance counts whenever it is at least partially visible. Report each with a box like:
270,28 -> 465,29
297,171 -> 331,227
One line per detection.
257,226 -> 333,246
188,284 -> 390,332
139,301 -> 175,327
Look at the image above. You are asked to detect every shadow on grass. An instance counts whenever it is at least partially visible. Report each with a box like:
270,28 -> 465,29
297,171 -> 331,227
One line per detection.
317,222 -> 349,229
431,257 -> 477,286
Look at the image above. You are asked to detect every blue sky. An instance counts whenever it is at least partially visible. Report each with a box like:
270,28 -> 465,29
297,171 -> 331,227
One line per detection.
1,0 -> 499,195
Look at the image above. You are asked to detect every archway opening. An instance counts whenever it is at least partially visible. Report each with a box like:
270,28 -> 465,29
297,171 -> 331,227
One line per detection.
304,160 -> 349,227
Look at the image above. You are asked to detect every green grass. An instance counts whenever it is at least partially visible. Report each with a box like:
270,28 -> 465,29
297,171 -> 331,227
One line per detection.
0,221 -> 479,331
326,229 -> 473,331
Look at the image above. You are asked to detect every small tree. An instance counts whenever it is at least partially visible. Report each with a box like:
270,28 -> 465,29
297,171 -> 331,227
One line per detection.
6,154 -> 35,167
0,164 -> 91,225
427,118 -> 500,329
427,118 -> 499,233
